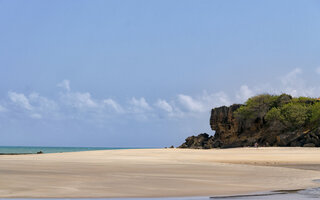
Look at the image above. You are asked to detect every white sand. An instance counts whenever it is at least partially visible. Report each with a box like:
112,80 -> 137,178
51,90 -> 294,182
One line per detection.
0,147 -> 320,198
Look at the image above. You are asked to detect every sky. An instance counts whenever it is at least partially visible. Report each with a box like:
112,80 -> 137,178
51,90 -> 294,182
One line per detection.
0,0 -> 320,147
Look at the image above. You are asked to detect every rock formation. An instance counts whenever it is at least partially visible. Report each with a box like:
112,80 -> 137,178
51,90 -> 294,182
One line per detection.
180,94 -> 320,148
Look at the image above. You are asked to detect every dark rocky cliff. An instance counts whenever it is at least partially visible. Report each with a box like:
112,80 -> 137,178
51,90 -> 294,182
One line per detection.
180,94 -> 320,148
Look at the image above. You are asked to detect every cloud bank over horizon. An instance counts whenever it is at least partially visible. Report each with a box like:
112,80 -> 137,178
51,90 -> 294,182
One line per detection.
0,68 -> 319,123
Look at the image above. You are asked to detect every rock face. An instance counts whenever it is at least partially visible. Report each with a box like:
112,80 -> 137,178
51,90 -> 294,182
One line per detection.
179,133 -> 213,149
180,103 -> 320,149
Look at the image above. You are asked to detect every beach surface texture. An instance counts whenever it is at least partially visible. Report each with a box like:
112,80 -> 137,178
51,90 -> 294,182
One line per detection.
1,147 -> 320,198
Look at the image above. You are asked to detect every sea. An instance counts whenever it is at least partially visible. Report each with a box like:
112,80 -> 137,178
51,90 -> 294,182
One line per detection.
0,146 -> 140,154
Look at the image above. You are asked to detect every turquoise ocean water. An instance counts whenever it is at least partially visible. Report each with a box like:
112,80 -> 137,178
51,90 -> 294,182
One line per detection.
0,146 -> 138,154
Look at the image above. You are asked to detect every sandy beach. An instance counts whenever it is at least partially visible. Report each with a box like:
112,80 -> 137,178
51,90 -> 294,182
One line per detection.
1,147 -> 320,198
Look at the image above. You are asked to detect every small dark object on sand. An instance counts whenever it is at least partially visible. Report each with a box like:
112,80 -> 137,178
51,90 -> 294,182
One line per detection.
169,145 -> 174,148
37,151 -> 43,154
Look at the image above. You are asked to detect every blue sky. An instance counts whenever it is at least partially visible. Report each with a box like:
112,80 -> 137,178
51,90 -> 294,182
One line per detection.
0,0 -> 320,147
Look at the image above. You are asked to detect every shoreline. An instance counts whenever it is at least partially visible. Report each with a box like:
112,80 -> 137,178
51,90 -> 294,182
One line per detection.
1,148 -> 320,198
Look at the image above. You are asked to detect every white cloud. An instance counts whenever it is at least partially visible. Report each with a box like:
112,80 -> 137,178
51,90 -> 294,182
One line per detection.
178,94 -> 205,112
281,68 -> 302,86
8,92 -> 33,110
176,91 -> 232,114
236,85 -> 255,103
28,93 -> 58,112
61,92 -> 98,109
57,80 -> 71,91
316,67 -> 320,75
278,68 -> 319,97
216,92 -> 231,106
155,99 -> 173,112
103,99 -> 124,113
8,91 -> 59,119
129,97 -> 152,112
201,91 -> 231,107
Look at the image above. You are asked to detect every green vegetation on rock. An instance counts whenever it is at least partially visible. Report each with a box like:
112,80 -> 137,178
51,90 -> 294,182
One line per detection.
235,94 -> 320,130
310,102 -> 320,126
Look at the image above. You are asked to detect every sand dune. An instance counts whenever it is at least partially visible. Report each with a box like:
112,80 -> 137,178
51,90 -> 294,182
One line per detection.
1,147 -> 320,198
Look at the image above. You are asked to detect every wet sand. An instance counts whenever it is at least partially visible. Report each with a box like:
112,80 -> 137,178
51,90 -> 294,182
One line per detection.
0,147 -> 320,198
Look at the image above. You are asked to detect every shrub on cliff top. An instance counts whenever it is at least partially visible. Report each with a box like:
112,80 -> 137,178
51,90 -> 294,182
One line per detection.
235,93 -> 320,130
280,103 -> 311,129
235,94 -> 278,120
265,107 -> 284,122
